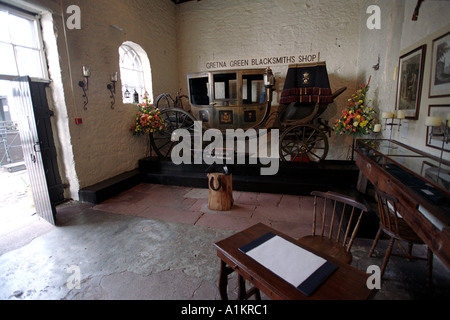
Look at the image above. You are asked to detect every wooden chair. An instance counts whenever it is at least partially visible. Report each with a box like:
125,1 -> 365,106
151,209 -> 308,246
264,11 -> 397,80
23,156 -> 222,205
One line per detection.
297,191 -> 369,264
369,189 -> 433,285
238,191 -> 368,300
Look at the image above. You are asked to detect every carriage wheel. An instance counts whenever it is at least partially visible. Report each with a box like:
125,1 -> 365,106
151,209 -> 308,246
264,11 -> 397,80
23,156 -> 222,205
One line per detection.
150,108 -> 197,159
155,93 -> 174,110
178,94 -> 191,112
279,124 -> 329,162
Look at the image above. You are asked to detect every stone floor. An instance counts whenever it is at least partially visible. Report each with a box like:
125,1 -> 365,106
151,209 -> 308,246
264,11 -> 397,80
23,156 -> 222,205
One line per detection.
0,182 -> 449,300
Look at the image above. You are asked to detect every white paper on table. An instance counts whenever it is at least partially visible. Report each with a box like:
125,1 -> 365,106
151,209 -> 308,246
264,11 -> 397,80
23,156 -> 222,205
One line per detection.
243,235 -> 327,288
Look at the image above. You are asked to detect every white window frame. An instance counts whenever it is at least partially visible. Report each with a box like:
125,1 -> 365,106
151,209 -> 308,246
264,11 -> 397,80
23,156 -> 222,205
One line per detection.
119,42 -> 153,104
0,5 -> 49,82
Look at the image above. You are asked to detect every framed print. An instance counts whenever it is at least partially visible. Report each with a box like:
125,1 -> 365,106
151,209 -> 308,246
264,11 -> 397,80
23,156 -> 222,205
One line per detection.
426,104 -> 450,153
430,31 -> 450,98
396,45 -> 426,120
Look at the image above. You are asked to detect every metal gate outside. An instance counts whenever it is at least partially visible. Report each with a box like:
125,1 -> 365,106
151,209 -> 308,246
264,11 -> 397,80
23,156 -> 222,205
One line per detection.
0,121 -> 25,172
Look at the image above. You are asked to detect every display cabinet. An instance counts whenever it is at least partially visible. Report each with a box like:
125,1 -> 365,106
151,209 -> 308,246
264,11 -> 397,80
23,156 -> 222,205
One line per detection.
355,139 -> 450,269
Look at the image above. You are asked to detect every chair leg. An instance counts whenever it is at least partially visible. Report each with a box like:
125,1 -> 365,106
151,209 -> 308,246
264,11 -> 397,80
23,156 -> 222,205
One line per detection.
369,228 -> 382,257
407,242 -> 413,256
427,248 -> 433,287
380,237 -> 395,277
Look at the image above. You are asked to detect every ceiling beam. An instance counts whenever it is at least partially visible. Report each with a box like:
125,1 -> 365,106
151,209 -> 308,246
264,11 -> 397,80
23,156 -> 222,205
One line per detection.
171,0 -> 198,4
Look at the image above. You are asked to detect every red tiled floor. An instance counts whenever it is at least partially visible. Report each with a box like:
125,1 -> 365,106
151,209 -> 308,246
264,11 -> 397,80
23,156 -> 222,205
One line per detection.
234,192 -> 259,206
92,183 -> 315,238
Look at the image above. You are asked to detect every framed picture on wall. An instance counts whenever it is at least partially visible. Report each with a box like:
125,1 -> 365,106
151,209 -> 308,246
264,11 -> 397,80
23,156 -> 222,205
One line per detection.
429,31 -> 450,98
395,45 -> 426,120
426,104 -> 450,153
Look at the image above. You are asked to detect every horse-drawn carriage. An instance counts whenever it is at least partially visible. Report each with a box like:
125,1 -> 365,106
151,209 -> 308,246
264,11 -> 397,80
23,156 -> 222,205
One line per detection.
150,62 -> 346,162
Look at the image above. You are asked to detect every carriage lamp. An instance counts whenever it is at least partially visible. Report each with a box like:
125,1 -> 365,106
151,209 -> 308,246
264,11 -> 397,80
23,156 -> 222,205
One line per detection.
264,67 -> 275,87
264,67 -> 275,102
107,72 -> 118,109
78,66 -> 90,110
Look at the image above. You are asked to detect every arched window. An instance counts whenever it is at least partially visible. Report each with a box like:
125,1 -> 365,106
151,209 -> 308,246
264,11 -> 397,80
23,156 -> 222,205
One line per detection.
119,42 -> 152,104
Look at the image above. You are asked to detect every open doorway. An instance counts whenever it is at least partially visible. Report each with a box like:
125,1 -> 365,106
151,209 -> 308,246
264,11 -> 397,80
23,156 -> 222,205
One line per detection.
0,5 -> 65,241
0,80 -> 43,252
0,80 -> 34,219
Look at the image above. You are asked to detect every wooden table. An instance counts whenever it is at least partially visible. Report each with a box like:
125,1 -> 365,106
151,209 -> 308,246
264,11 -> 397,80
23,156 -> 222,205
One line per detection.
355,139 -> 450,270
214,223 -> 374,300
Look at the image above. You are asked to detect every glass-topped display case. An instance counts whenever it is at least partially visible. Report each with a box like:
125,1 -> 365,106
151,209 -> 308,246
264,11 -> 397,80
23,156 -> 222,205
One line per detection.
356,139 -> 450,269
356,139 -> 450,213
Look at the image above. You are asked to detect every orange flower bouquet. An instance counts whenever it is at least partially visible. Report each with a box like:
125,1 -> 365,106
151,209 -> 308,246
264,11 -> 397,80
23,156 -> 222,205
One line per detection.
333,77 -> 376,137
130,95 -> 166,136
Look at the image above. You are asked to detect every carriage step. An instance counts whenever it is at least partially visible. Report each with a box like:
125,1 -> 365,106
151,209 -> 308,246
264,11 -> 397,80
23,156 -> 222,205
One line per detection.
79,169 -> 142,204
139,157 -> 359,196
78,158 -> 358,203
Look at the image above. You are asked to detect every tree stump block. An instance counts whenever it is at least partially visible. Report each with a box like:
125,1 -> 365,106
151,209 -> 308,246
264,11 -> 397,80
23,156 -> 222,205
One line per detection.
207,173 -> 233,211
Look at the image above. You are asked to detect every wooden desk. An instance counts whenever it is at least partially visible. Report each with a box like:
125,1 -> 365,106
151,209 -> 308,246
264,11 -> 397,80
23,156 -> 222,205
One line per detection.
355,139 -> 450,270
214,223 -> 374,300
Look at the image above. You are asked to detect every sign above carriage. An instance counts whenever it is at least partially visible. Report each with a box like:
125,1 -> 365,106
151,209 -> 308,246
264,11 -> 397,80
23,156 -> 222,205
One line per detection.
205,52 -> 321,70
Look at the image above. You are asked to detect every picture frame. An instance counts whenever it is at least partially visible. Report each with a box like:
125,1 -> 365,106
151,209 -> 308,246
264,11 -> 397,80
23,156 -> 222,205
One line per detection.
425,104 -> 450,153
395,45 -> 426,120
429,31 -> 450,98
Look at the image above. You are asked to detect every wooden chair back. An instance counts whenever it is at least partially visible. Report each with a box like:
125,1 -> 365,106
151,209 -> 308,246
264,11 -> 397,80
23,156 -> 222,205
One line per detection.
375,189 -> 403,239
311,191 -> 369,253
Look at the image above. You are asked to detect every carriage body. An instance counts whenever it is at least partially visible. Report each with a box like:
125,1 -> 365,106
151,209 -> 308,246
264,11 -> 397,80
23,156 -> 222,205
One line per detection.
151,62 -> 345,162
278,62 -> 335,124
187,69 -> 271,131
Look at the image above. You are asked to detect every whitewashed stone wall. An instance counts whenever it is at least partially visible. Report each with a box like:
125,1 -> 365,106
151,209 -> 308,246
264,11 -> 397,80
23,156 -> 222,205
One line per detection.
177,0 -> 364,160
18,0 -> 450,200
358,0 -> 450,158
25,0 -> 179,199
178,0 -> 450,160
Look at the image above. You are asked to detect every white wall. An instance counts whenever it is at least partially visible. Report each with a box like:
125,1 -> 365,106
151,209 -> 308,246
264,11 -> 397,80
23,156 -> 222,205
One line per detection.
23,0 -> 179,199
177,0 -> 450,161
357,0 -> 450,159
396,1 -> 450,158
15,0 -> 450,199
177,0 -> 364,159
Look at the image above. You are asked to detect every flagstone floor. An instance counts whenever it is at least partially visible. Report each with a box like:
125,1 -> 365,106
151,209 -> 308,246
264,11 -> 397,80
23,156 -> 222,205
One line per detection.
92,183 -> 314,238
0,182 -> 449,300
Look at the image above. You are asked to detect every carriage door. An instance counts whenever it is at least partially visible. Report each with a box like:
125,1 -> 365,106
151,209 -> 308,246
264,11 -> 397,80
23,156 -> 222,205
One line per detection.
12,76 -> 64,225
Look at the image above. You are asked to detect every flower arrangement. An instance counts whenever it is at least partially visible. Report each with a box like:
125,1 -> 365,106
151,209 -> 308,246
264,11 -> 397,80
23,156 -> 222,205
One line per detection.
333,77 -> 376,136
130,95 -> 166,136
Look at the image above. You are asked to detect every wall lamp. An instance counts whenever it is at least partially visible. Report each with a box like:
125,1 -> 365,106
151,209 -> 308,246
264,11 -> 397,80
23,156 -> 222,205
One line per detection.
382,110 -> 405,142
78,66 -> 90,110
107,72 -> 118,109
425,115 -> 450,179
123,85 -> 131,100
382,110 -> 405,132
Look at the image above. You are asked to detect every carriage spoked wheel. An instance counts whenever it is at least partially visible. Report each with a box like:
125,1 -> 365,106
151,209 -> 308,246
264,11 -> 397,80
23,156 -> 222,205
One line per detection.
150,108 -> 197,159
279,124 -> 329,162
